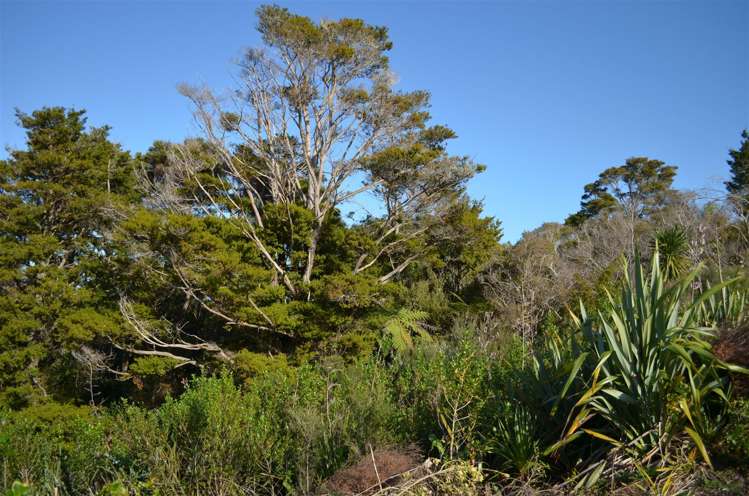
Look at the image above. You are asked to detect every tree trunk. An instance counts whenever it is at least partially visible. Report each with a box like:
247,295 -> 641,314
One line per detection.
303,223 -> 321,285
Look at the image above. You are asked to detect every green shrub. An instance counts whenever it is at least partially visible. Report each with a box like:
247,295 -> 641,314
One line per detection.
152,373 -> 294,494
487,401 -> 544,476
233,350 -> 289,384
103,401 -> 174,492
6,481 -> 31,496
388,328 -> 512,463
3,294 -> 743,495
720,398 -> 749,462
0,404 -> 110,494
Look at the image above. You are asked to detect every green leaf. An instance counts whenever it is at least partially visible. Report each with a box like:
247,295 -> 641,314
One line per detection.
685,427 -> 712,468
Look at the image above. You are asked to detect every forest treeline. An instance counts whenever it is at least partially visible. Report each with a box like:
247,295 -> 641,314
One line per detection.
2,5 -> 749,495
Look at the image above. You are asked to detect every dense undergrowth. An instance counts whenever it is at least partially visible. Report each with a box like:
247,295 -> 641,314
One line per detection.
2,255 -> 748,495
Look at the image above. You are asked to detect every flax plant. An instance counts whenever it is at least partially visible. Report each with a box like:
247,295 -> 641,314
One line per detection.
557,252 -> 747,478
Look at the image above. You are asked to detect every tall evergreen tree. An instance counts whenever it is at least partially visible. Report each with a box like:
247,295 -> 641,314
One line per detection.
0,108 -> 135,408
725,130 -> 749,197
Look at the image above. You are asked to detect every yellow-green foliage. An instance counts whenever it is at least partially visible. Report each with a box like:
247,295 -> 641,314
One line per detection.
129,356 -> 182,377
233,350 -> 289,382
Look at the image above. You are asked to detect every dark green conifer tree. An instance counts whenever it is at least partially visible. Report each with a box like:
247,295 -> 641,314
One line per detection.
0,108 -> 135,408
725,130 -> 749,198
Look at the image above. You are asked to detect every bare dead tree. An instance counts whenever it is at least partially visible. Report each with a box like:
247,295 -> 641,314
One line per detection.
483,224 -> 568,348
71,345 -> 129,404
561,212 -> 634,278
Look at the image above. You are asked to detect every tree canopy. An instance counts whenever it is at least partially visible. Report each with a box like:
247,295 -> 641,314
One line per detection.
565,156 -> 677,227
725,130 -> 749,198
0,7 -> 502,408
0,108 -> 136,408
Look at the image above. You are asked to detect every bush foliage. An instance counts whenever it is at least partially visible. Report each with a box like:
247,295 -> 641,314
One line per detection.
2,4 -> 749,495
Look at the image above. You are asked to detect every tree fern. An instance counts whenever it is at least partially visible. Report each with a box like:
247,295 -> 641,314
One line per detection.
382,309 -> 431,352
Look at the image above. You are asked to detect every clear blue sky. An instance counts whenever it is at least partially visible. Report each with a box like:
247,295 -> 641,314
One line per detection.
2,0 -> 748,242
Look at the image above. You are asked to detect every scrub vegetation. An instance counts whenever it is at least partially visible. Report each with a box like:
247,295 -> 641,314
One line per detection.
2,5 -> 749,495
